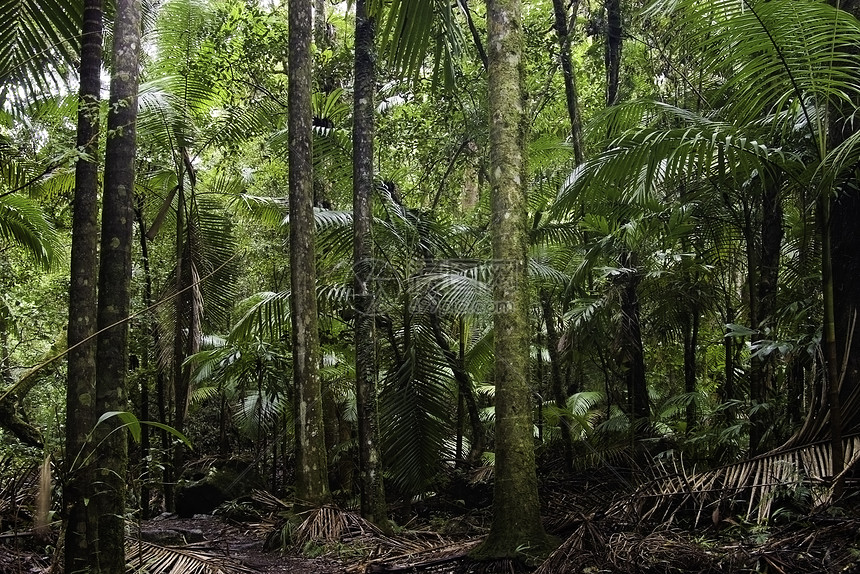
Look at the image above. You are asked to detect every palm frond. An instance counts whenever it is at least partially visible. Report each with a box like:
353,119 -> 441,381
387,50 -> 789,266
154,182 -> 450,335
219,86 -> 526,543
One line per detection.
645,0 -> 860,140
229,290 -> 290,343
0,0 -> 81,103
0,193 -> 61,268
629,435 -> 860,525
381,322 -> 456,495
374,0 -> 466,90
125,538 -> 257,574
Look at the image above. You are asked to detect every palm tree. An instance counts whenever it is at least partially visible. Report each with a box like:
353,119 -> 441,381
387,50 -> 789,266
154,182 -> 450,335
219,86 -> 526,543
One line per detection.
354,0 -> 388,527
64,0 -> 103,568
93,0 -> 141,569
470,0 -> 551,561
289,0 -> 330,509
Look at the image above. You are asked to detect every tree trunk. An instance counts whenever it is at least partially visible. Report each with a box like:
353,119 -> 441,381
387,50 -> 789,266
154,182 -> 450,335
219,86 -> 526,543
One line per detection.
753,179 -> 783,451
170,172 -> 187,512
605,0 -> 622,106
64,0 -> 102,569
353,0 -> 388,528
619,257 -> 648,422
540,290 -> 573,471
822,193 -> 845,496
429,312 -> 484,463
551,0 -> 583,163
683,309 -> 699,432
290,0 -> 330,510
471,0 -> 550,560
93,1 -> 141,569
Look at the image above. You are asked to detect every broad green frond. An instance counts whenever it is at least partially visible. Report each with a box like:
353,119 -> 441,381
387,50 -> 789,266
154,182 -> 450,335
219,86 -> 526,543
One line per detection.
645,0 -> 860,149
0,0 -> 81,103
0,193 -> 61,269
375,0 -> 466,90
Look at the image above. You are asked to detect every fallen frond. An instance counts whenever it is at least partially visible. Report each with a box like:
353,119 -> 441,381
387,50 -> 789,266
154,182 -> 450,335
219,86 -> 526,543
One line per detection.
537,515 -> 860,574
125,537 -> 258,574
621,434 -> 860,526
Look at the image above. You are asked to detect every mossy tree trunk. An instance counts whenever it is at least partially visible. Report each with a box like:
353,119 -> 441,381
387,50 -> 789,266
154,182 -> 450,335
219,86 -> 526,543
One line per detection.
353,0 -> 388,528
64,0 -> 102,569
93,0 -> 141,570
290,0 -> 330,509
471,0 -> 551,560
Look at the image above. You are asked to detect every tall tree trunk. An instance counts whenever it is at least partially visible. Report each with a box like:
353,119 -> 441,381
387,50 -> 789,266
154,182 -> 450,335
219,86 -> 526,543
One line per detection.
471,0 -> 550,559
741,194 -> 767,455
605,0 -> 622,106
170,174 -> 187,513
290,0 -> 329,509
825,0 -> 860,493
353,0 -> 388,528
551,0 -> 583,163
822,193 -> 844,495
64,0 -> 102,570
93,1 -> 141,570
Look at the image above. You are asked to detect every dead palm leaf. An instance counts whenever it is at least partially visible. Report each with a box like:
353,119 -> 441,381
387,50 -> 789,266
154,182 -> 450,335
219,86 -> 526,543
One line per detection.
125,537 -> 258,574
623,434 -> 860,526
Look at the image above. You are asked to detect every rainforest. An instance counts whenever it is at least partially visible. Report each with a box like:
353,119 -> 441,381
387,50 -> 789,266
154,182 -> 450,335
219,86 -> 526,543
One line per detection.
2,0 -> 860,572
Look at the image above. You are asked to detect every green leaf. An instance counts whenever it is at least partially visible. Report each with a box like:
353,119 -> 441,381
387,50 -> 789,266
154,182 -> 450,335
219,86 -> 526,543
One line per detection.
95,411 -> 192,447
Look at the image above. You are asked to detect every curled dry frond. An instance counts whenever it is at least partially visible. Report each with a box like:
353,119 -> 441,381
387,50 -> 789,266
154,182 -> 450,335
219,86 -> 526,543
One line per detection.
125,538 -> 257,574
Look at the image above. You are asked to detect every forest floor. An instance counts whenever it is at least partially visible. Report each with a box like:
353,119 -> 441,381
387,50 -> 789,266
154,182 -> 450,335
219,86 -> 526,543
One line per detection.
4,469 -> 860,573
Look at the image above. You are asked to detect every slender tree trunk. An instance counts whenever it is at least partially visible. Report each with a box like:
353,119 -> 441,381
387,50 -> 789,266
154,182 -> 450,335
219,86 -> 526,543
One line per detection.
471,0 -> 550,559
752,180 -> 783,451
822,194 -> 845,496
740,194 -> 766,455
170,175 -> 187,512
551,0 -> 583,163
93,1 -> 141,570
64,1 -> 102,569
136,200 -> 169,514
683,309 -> 699,432
353,0 -> 388,527
619,258 -> 648,422
290,0 -> 330,510
429,312 -> 483,463
540,290 -> 573,471
605,0 -> 622,106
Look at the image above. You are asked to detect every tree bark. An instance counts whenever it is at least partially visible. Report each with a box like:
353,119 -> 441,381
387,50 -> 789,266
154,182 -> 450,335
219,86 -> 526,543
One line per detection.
290,0 -> 330,510
353,0 -> 388,528
64,0 -> 102,569
471,0 -> 551,560
93,0 -> 141,569
551,0 -> 583,163
605,0 -> 622,106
